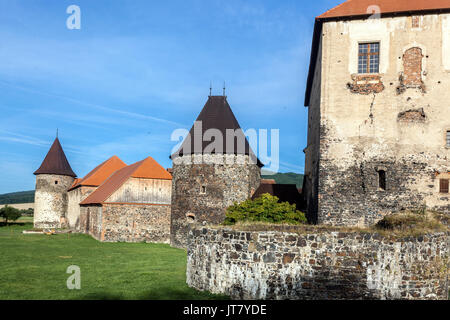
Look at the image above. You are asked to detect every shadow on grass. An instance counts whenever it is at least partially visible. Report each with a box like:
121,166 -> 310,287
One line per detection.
79,287 -> 229,300
137,287 -> 229,300
0,222 -> 28,227
79,293 -> 125,300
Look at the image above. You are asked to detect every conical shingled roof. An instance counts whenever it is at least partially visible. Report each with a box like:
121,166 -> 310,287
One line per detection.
34,137 -> 76,177
68,156 -> 127,191
80,156 -> 172,205
171,96 -> 263,167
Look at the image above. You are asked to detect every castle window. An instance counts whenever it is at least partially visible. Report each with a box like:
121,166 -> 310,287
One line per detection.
358,42 -> 380,74
200,186 -> 206,194
446,130 -> 450,147
440,179 -> 449,194
55,181 -> 58,185
412,16 -> 420,28
378,170 -> 386,191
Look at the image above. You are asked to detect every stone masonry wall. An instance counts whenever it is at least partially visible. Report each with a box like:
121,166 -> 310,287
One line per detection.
34,174 -> 74,229
67,186 -> 97,230
80,204 -> 171,243
187,226 -> 449,300
171,154 -> 261,248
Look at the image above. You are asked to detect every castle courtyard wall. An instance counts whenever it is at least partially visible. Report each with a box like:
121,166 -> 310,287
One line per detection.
67,186 -> 97,230
81,203 -> 171,243
187,226 -> 449,300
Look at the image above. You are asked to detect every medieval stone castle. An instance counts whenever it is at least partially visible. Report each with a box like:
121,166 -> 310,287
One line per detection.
33,95 -> 265,247
33,0 -> 449,253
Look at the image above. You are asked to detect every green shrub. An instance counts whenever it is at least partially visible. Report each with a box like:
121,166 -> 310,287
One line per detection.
224,193 -> 307,225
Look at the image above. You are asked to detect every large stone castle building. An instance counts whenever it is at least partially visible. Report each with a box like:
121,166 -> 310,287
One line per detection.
33,95 -> 272,245
303,0 -> 450,226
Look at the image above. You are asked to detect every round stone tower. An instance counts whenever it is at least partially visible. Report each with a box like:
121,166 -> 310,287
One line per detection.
33,137 -> 77,229
170,95 -> 263,248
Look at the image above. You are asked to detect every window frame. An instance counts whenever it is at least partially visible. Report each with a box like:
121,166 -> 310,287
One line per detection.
358,42 -> 381,74
439,179 -> 449,194
446,130 -> 450,148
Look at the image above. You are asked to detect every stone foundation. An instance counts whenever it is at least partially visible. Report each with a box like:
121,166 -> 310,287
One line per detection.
80,203 -> 171,243
187,226 -> 449,300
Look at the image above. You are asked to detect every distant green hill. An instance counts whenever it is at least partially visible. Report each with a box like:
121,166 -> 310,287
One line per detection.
0,191 -> 35,205
261,172 -> 304,189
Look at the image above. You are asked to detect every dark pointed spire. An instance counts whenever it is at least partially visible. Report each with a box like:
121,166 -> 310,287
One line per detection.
171,95 -> 263,167
34,137 -> 77,177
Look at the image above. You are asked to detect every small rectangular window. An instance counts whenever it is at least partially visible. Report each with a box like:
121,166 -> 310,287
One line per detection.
378,170 -> 386,191
440,179 -> 449,194
446,131 -> 450,147
358,42 -> 380,74
412,16 -> 420,28
200,186 -> 206,194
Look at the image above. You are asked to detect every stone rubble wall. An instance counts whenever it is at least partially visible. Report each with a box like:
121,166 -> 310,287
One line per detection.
34,174 -> 74,229
171,154 -> 261,248
80,203 -> 171,243
187,226 -> 449,300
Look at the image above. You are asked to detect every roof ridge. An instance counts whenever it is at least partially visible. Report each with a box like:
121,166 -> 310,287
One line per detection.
318,0 -> 352,19
80,159 -> 146,205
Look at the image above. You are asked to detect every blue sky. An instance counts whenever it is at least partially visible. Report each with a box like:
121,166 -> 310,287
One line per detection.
0,0 -> 342,194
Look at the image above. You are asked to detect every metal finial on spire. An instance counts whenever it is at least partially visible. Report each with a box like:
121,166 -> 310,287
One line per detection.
209,82 -> 212,97
223,82 -> 226,96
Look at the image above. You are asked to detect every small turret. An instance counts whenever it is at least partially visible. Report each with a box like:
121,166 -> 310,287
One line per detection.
33,136 -> 76,229
170,95 -> 263,248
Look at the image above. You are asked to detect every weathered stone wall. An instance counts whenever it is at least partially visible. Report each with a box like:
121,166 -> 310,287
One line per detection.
80,204 -> 171,243
171,154 -> 261,248
305,14 -> 450,226
34,174 -> 74,229
67,186 -> 97,230
187,226 -> 449,300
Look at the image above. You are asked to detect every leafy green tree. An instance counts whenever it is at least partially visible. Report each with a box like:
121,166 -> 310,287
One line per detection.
0,205 -> 21,224
224,193 -> 307,225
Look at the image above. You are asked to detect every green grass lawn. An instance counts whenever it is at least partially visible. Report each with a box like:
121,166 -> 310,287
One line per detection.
0,223 -> 227,300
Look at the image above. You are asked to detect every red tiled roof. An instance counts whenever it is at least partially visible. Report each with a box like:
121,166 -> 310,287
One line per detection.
261,179 -> 276,185
68,156 -> 127,190
80,157 -> 172,205
34,137 -> 76,177
70,178 -> 82,189
319,0 -> 450,20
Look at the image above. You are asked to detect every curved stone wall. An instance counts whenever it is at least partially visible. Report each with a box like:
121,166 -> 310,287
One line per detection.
171,154 -> 260,248
187,226 -> 449,300
34,174 -> 74,229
